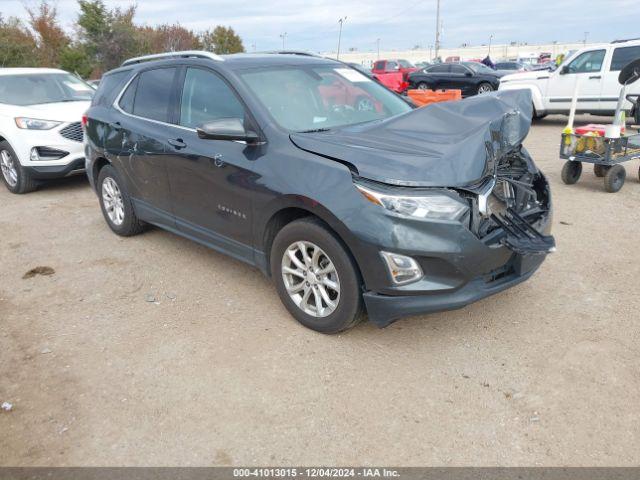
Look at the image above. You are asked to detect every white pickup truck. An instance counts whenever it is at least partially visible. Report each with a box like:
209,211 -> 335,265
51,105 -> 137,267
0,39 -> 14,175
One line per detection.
499,39 -> 640,121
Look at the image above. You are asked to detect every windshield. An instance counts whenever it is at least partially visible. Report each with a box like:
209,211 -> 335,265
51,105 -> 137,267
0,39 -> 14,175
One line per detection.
0,73 -> 94,106
239,65 -> 412,132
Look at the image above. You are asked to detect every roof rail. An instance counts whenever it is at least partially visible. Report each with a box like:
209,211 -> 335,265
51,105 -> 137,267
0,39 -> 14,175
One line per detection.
259,50 -> 322,57
121,50 -> 224,67
612,38 -> 640,44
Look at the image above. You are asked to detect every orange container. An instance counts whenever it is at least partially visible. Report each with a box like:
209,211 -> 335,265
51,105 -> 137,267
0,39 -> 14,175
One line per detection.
407,89 -> 462,107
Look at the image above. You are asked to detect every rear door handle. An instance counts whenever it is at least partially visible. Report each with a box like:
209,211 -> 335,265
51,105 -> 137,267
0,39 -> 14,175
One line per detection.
168,138 -> 187,150
589,75 -> 601,80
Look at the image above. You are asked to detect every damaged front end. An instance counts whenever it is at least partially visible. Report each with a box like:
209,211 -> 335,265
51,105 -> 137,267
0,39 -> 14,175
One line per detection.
463,115 -> 555,256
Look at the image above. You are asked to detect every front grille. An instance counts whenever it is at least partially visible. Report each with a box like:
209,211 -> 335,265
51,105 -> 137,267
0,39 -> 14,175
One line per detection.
59,122 -> 83,143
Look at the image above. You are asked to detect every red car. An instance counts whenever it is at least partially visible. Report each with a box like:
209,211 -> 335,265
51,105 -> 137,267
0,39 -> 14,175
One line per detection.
371,59 -> 417,93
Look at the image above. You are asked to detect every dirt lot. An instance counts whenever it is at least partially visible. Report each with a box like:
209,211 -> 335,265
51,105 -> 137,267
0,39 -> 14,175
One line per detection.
1,115 -> 639,466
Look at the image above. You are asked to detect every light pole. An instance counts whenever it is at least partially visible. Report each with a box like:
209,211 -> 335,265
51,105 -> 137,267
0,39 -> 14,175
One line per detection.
434,0 -> 441,60
376,38 -> 380,60
279,32 -> 287,50
336,16 -> 347,60
583,31 -> 589,45
488,34 -> 493,57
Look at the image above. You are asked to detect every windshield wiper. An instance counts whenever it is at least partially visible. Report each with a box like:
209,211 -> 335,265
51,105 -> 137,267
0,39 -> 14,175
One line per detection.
298,128 -> 331,133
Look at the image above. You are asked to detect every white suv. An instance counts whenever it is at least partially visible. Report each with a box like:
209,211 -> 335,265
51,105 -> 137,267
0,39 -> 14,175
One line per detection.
0,68 -> 94,193
499,39 -> 640,120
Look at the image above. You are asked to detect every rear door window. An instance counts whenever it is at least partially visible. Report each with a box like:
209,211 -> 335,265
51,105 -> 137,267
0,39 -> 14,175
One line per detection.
132,67 -> 178,123
610,46 -> 640,71
179,68 -> 244,129
450,65 -> 468,75
427,64 -> 450,73
386,61 -> 398,71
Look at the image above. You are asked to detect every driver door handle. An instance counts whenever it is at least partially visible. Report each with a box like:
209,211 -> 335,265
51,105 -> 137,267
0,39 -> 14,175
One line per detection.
168,138 -> 187,150
589,75 -> 601,80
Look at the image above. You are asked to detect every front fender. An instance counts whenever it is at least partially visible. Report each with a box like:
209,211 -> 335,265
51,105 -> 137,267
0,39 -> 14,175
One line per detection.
499,82 -> 545,113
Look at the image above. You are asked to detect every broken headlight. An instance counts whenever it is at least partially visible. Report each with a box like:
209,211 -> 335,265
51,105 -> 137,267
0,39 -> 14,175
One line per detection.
355,182 -> 468,220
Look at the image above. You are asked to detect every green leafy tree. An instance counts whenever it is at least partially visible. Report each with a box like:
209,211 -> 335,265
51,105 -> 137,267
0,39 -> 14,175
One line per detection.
0,15 -> 37,67
77,0 -> 139,73
59,45 -> 93,77
201,26 -> 245,54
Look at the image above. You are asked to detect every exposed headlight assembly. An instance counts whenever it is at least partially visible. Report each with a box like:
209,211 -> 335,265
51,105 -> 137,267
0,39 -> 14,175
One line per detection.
355,182 -> 468,220
14,117 -> 62,130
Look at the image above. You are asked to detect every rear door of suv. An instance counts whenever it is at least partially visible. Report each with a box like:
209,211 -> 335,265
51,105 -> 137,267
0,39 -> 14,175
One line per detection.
600,43 -> 640,113
162,65 -> 257,262
110,66 -> 180,220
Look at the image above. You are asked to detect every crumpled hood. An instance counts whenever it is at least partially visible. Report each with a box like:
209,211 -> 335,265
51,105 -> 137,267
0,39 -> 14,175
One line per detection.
290,89 -> 533,187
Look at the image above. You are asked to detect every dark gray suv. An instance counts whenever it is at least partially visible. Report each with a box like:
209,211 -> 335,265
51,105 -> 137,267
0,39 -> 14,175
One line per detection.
84,51 -> 554,333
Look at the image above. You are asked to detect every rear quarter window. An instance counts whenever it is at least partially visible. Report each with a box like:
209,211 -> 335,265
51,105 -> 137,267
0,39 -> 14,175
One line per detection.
91,71 -> 130,107
610,45 -> 640,71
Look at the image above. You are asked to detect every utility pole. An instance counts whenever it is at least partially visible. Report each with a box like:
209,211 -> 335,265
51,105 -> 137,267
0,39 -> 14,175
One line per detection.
337,16 -> 347,60
434,0 -> 441,60
583,31 -> 589,45
279,32 -> 287,50
376,38 -> 380,60
488,34 -> 493,57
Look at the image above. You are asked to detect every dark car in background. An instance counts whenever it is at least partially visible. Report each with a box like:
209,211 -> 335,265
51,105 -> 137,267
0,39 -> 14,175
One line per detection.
408,62 -> 506,96
84,51 -> 554,333
495,61 -> 531,72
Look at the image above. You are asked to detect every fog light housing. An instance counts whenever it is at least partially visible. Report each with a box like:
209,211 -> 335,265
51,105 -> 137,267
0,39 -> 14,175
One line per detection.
30,147 -> 40,162
381,251 -> 423,285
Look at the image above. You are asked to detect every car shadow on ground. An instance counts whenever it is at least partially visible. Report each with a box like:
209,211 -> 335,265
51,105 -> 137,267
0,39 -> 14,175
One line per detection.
35,174 -> 89,193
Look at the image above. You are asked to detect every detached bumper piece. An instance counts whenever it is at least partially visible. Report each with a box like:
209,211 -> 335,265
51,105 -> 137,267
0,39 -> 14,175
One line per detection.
491,208 -> 555,255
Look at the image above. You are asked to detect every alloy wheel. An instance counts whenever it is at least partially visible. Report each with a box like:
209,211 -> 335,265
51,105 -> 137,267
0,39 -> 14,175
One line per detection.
0,150 -> 18,187
281,241 -> 340,318
478,83 -> 493,94
102,177 -> 125,226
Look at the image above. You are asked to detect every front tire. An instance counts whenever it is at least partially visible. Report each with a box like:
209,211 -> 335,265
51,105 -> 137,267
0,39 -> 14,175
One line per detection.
416,82 -> 430,90
561,160 -> 582,185
0,141 -> 38,194
271,218 -> 365,333
477,82 -> 493,95
97,164 -> 144,236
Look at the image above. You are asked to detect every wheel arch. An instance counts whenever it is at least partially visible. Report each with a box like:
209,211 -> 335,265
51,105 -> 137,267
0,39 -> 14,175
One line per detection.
91,156 -> 111,190
259,198 -> 365,284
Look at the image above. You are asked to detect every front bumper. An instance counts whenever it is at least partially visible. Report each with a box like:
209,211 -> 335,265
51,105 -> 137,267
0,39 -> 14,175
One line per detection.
363,252 -> 545,327
23,158 -> 85,179
10,122 -> 85,176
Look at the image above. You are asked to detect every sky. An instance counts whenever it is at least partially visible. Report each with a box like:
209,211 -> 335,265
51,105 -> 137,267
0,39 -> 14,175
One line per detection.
1,0 -> 637,53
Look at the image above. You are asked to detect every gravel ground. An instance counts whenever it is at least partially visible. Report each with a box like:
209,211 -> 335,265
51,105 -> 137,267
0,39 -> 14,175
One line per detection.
0,115 -> 639,466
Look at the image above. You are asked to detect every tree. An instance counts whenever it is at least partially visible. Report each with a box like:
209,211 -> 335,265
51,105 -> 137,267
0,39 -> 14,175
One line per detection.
26,1 -> 70,67
0,15 -> 37,67
59,45 -> 93,77
201,26 -> 244,54
137,24 -> 201,54
77,0 -> 139,73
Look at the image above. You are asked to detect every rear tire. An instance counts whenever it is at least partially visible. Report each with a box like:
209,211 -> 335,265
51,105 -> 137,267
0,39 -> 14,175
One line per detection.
561,161 -> 582,185
603,164 -> 625,193
97,164 -> 145,236
271,218 -> 365,334
593,164 -> 609,178
0,141 -> 38,194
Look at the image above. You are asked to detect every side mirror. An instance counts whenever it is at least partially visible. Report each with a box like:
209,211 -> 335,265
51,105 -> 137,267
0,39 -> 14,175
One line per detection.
560,65 -> 570,75
197,118 -> 259,143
